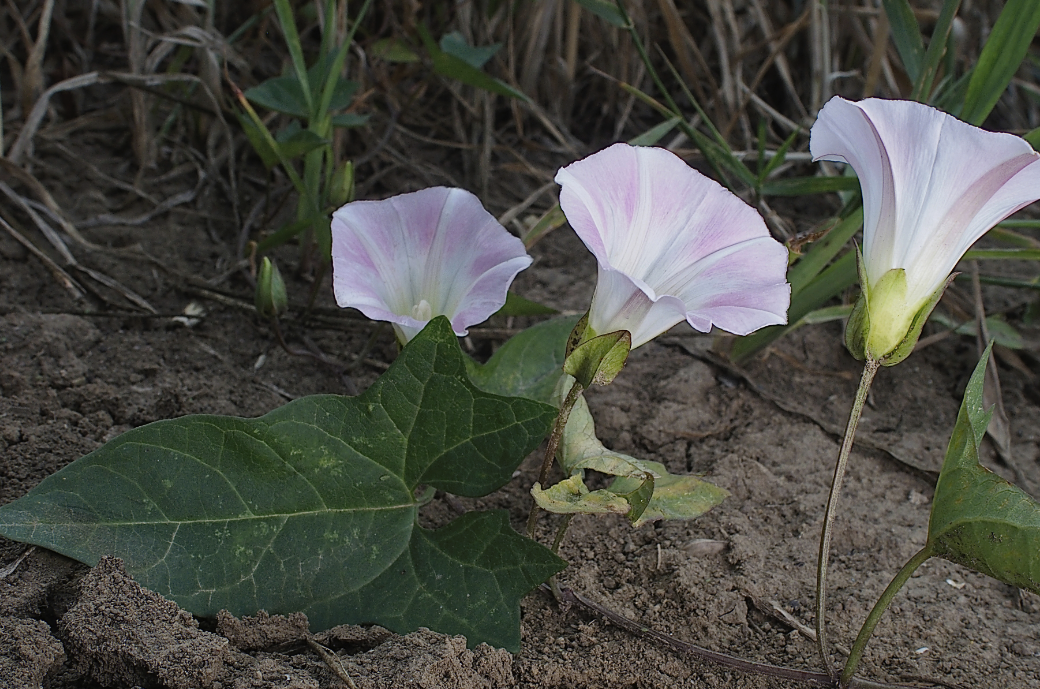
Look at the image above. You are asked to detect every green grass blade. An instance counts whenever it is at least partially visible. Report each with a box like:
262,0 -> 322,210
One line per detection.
910,0 -> 961,101
627,117 -> 681,146
760,176 -> 861,197
316,0 -> 373,124
882,0 -> 925,85
962,248 -> 1040,260
960,0 -> 1040,125
272,0 -> 313,116
759,128 -> 801,182
787,208 -> 863,295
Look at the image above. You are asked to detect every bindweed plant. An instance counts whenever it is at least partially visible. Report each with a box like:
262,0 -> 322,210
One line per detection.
807,95 -> 1040,681
0,141 -> 790,651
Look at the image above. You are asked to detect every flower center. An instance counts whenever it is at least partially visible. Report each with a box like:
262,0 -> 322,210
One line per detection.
411,299 -> 433,321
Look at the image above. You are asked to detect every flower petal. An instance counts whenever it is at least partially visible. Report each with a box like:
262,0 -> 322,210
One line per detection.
586,266 -> 688,349
671,236 -> 791,335
556,143 -> 771,283
811,97 -> 1040,307
331,187 -> 532,340
556,142 -> 791,346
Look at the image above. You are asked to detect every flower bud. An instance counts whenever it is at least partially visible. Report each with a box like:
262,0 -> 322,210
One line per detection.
255,257 -> 288,319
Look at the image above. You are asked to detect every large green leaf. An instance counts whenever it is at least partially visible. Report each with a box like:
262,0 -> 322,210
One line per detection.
0,318 -> 563,650
960,0 -> 1040,125
928,345 -> 1040,593
467,315 -> 579,402
494,291 -> 560,317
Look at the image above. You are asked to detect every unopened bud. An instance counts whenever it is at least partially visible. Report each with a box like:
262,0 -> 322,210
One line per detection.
255,257 -> 288,319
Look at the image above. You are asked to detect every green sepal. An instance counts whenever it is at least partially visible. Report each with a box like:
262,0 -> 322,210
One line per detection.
329,160 -> 355,208
563,330 -> 631,388
843,247 -> 870,360
844,292 -> 869,361
616,472 -> 654,523
875,274 -> 953,367
844,244 -> 954,366
565,312 -> 590,358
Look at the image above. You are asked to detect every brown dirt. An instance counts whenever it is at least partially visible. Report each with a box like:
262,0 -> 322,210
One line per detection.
4,144 -> 1040,689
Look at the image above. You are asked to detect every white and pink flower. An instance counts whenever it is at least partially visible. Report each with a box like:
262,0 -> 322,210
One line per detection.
555,142 -> 790,348
331,187 -> 532,343
811,97 -> 1040,358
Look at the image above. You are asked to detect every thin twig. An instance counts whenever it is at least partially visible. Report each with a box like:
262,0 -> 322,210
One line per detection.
553,585 -> 923,689
0,214 -> 86,302
305,636 -> 359,689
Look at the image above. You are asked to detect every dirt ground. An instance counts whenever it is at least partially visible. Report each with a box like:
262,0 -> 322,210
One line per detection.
4,141 -> 1040,689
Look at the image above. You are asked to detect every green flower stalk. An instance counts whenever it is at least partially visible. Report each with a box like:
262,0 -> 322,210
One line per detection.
808,95 -> 1040,677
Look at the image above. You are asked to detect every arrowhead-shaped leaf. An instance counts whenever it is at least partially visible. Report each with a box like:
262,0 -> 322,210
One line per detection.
246,75 -> 310,118
467,315 -> 579,402
439,31 -> 502,69
0,318 -> 563,650
928,344 -> 1040,593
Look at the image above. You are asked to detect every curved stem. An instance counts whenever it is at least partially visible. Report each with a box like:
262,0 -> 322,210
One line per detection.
816,358 -> 880,676
526,378 -> 585,538
551,514 -> 575,554
840,545 -> 933,686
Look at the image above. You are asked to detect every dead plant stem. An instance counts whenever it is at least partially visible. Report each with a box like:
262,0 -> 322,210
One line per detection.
816,357 -> 880,677
555,584 -> 915,689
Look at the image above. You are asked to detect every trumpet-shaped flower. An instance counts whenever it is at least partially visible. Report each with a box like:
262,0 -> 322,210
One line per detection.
811,97 -> 1040,360
331,187 -> 532,343
554,142 -> 790,349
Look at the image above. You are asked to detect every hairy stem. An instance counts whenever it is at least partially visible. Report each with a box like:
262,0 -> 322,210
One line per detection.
840,546 -> 933,686
526,378 -> 585,538
816,358 -> 880,676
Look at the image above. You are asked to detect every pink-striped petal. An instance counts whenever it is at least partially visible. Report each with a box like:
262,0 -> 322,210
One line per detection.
331,187 -> 532,342
811,97 -> 1040,310
555,143 -> 790,346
